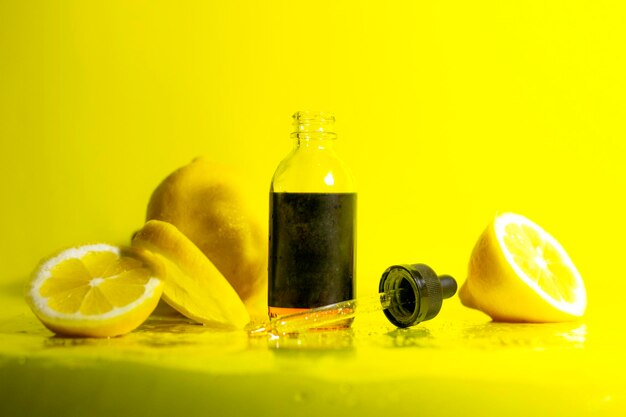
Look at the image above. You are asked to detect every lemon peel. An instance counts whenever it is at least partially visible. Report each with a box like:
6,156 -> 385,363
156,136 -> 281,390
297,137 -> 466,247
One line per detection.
132,220 -> 250,329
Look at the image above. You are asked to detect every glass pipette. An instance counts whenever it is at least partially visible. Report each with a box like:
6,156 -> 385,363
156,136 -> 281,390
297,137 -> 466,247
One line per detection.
247,263 -> 457,336
247,289 -> 404,335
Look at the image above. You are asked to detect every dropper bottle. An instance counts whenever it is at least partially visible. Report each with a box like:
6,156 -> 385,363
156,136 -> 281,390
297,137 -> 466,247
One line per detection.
268,111 -> 356,319
249,264 -> 457,335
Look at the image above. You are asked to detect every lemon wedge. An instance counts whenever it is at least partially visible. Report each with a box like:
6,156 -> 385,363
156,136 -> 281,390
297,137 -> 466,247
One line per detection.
459,213 -> 587,322
25,244 -> 163,337
132,220 -> 250,329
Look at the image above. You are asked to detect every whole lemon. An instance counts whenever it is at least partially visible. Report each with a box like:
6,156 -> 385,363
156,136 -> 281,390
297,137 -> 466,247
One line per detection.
146,157 -> 267,317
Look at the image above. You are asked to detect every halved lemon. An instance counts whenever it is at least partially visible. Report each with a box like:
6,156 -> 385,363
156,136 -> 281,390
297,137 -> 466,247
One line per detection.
459,213 -> 587,322
25,244 -> 163,337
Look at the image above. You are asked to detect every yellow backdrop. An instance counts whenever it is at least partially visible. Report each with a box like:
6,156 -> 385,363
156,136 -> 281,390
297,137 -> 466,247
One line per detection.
1,1 -> 624,322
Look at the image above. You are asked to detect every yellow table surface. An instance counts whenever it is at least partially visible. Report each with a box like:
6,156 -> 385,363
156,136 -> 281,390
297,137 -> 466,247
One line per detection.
1,286 -> 624,417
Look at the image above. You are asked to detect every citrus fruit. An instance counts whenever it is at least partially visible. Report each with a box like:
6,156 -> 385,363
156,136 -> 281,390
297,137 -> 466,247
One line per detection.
132,220 -> 250,329
25,244 -> 163,337
459,213 -> 587,322
145,157 -> 266,317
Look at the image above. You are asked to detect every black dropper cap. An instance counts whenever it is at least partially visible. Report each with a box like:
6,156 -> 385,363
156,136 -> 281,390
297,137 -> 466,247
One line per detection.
378,263 -> 457,328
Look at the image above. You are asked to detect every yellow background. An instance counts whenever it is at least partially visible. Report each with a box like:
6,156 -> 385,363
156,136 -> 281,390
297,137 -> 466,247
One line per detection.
1,0 -> 625,323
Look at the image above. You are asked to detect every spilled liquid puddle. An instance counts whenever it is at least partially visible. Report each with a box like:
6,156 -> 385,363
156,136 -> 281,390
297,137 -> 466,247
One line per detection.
1,295 -> 588,354
376,321 -> 587,350
248,320 -> 587,351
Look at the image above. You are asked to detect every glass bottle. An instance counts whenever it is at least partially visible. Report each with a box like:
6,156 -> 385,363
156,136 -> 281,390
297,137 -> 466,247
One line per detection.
268,111 -> 357,320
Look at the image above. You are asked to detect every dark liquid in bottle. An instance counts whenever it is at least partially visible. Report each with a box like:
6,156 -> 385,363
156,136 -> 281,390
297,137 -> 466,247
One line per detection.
269,192 -> 356,316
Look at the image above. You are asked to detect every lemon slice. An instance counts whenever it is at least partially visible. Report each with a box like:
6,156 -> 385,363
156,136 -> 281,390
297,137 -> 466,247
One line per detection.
132,220 -> 250,329
459,213 -> 587,322
25,244 -> 163,337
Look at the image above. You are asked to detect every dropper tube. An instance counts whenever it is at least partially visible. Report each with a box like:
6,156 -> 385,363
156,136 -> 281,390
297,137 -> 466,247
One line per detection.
247,264 -> 457,336
247,290 -> 403,336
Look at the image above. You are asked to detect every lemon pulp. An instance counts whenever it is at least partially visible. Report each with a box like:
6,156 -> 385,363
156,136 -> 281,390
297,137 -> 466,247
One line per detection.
495,213 -> 586,316
26,244 -> 163,337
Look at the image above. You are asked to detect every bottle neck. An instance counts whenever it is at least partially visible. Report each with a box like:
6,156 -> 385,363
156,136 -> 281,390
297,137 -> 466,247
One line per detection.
291,111 -> 337,149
